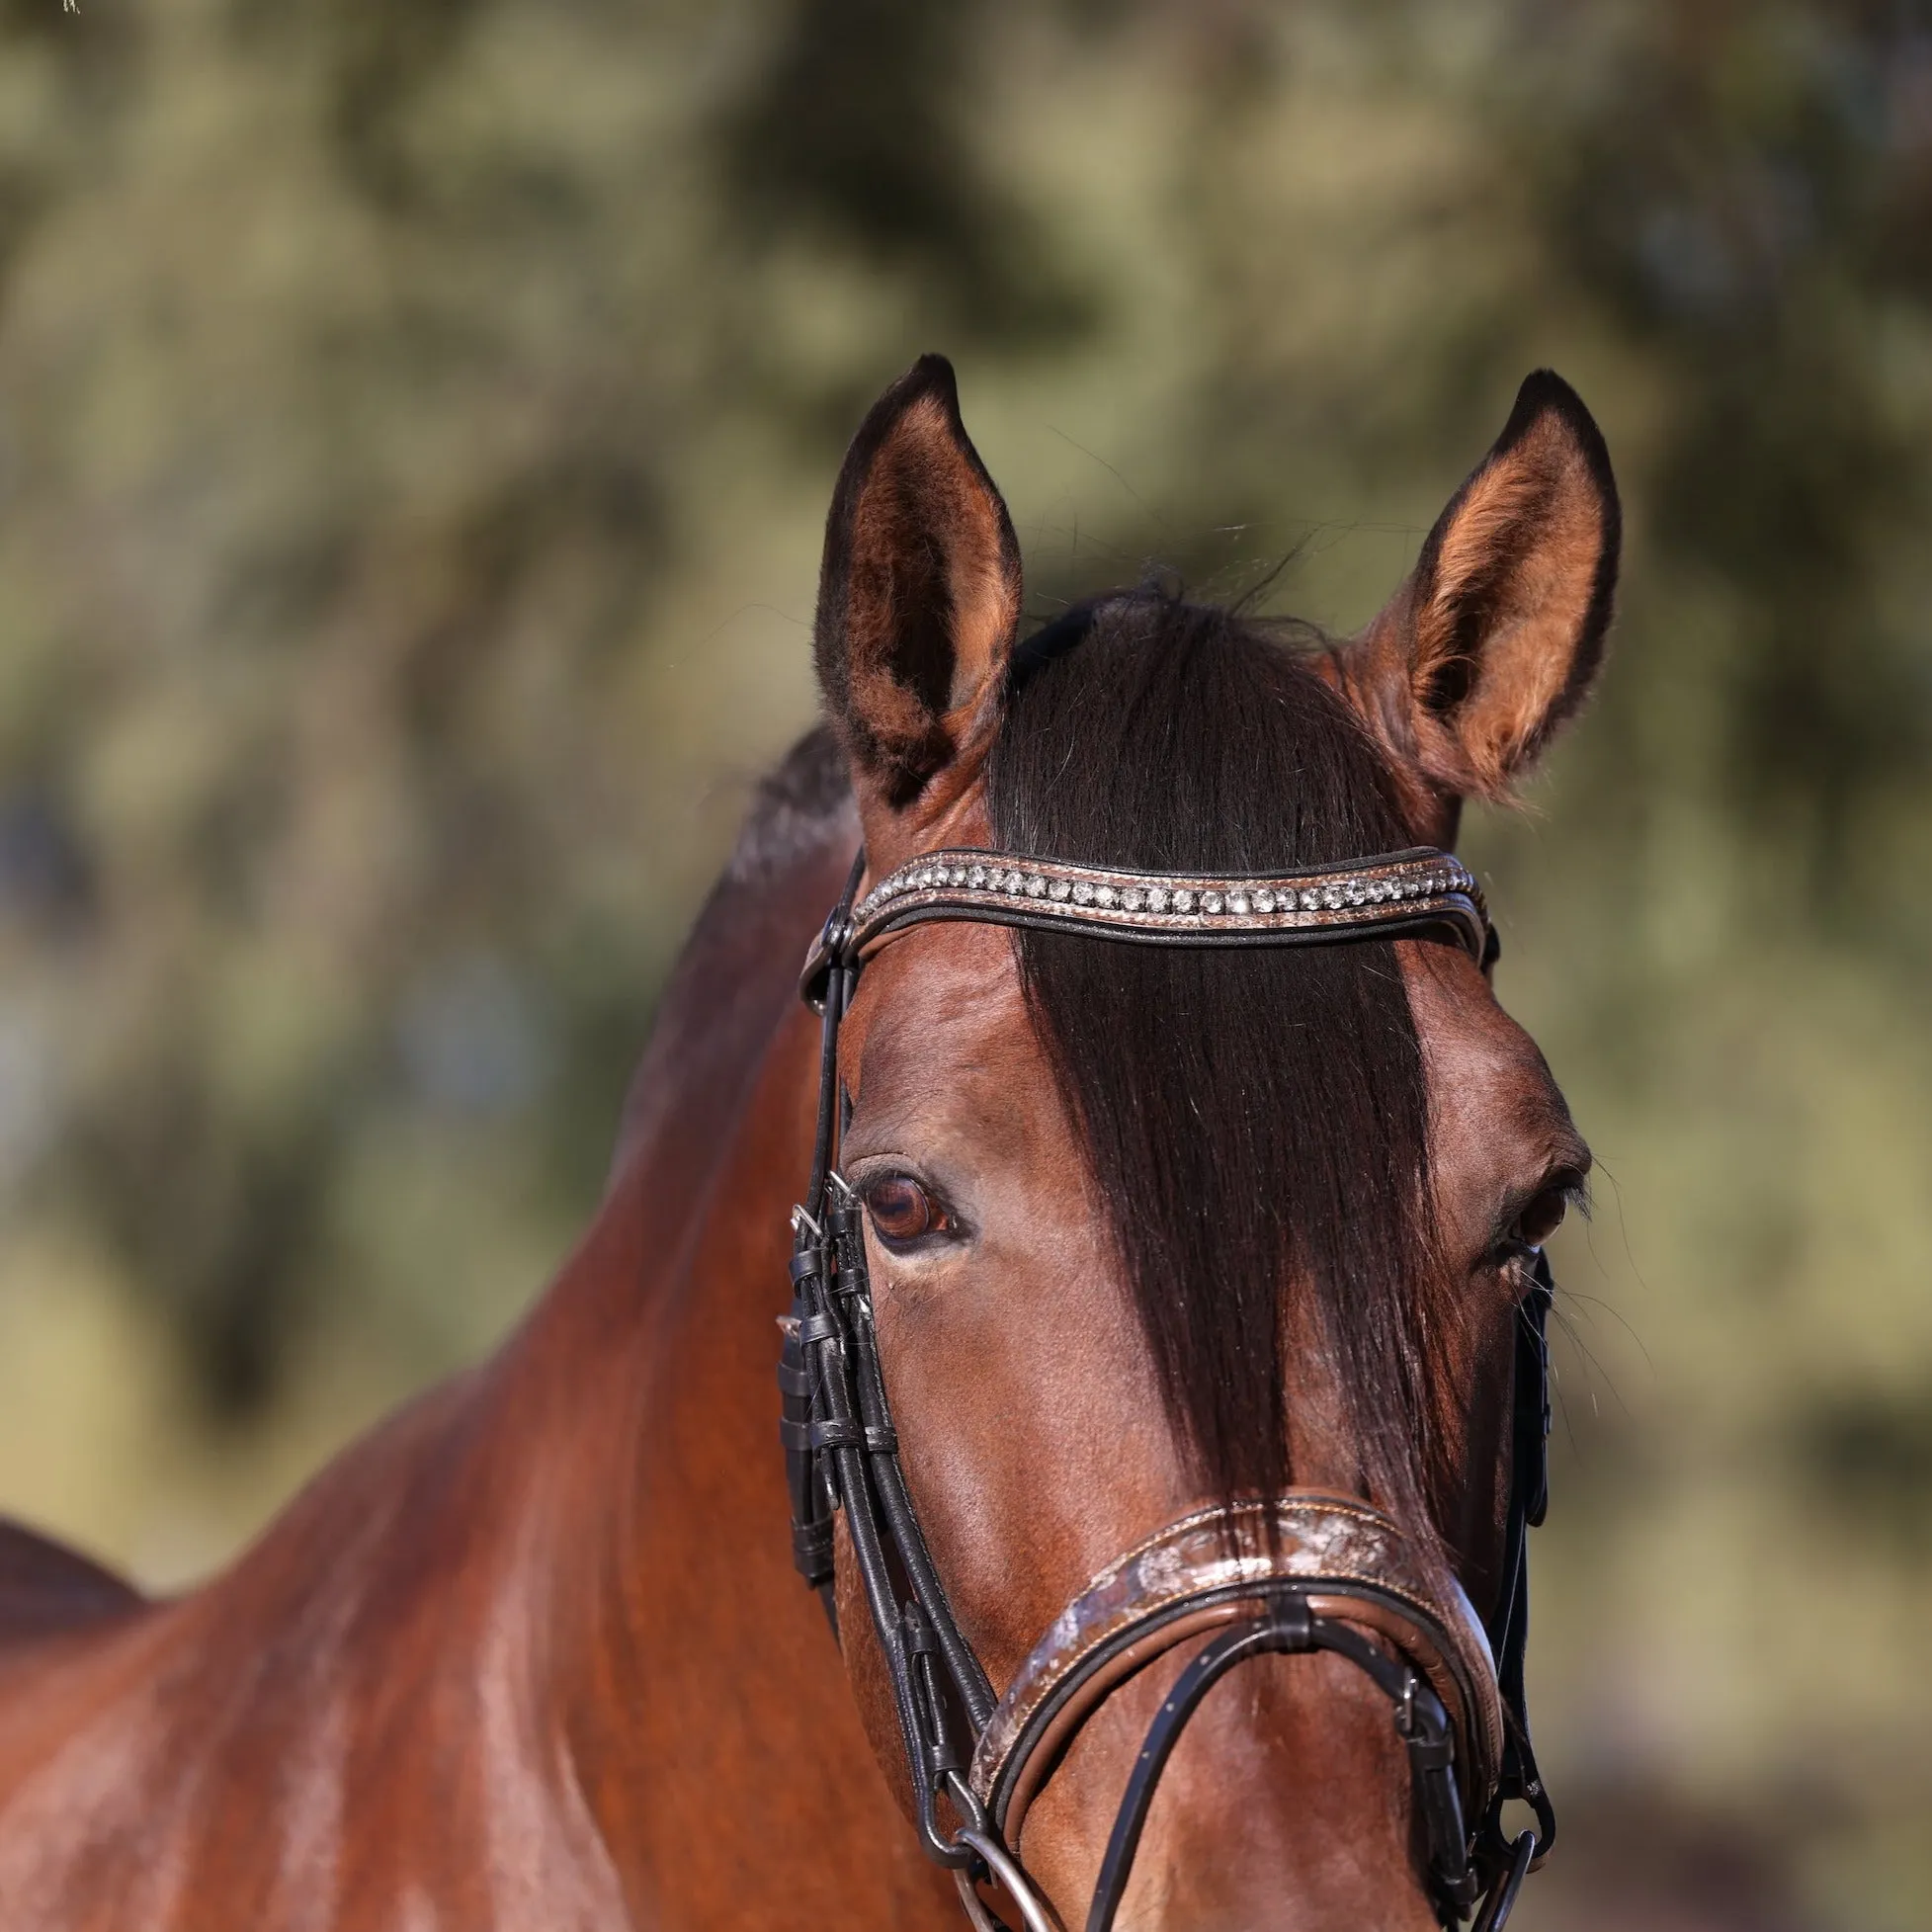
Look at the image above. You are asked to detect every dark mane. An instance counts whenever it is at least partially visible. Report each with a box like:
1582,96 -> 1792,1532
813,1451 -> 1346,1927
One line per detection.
727,724 -> 853,887
986,590 -> 1453,1544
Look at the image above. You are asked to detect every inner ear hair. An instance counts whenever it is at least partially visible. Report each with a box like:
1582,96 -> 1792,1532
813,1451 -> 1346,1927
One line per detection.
813,355 -> 1023,813
1387,370 -> 1621,808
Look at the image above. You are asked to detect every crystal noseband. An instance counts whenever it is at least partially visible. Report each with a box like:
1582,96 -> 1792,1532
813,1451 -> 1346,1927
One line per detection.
801,845 -> 1492,1007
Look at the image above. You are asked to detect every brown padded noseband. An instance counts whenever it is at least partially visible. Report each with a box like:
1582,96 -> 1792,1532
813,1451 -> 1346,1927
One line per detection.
970,1494 -> 1505,1853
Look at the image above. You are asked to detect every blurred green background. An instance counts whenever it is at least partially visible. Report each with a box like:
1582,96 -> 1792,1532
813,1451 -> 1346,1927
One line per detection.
1,1 -> 1929,1925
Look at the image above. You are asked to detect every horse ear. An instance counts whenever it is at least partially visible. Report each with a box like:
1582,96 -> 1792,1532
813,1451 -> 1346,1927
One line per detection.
1339,371 -> 1620,840
813,355 -> 1023,852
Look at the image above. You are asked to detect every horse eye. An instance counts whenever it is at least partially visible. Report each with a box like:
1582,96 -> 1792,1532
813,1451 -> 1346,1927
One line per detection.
1513,1185 -> 1571,1249
864,1175 -> 948,1244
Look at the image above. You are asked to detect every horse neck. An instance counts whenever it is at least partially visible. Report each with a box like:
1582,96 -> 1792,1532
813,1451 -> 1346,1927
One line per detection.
459,785 -> 908,1904
505,796 -> 855,1629
0,749 -> 940,1928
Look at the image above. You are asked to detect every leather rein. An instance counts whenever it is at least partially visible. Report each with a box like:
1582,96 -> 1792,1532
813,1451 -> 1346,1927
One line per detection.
781,843 -> 1556,1932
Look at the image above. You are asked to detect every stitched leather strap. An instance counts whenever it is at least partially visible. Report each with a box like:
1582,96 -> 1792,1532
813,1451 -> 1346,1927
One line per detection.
801,846 -> 1490,1007
969,1494 -> 1504,1850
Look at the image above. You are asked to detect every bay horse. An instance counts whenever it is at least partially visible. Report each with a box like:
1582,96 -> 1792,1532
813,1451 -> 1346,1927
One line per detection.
0,355 -> 1617,1930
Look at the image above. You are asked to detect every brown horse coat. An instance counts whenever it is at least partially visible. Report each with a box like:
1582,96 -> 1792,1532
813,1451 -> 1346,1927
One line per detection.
0,355 -> 1617,1930
0,768 -> 964,1926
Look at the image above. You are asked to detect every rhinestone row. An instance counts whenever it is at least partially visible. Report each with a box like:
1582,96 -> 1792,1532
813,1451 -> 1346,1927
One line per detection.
859,857 -> 1476,923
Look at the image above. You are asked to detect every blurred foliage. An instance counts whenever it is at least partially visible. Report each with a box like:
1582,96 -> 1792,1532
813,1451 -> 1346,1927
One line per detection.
1,1 -> 1931,1925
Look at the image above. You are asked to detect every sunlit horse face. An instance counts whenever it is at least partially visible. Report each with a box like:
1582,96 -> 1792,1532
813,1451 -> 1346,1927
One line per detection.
810,360 -> 1616,1928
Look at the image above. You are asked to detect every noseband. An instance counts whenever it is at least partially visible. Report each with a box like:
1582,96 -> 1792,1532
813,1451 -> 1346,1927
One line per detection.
782,844 -> 1556,1932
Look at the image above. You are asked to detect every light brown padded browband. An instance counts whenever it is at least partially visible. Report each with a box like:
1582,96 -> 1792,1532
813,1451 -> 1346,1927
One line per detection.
801,846 -> 1490,1003
968,1494 -> 1506,1854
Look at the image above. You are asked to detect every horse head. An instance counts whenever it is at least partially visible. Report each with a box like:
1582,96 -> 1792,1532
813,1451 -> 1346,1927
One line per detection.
791,355 -> 1617,1931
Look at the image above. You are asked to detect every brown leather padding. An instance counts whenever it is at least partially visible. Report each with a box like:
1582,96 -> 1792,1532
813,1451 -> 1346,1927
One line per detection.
968,1493 -> 1504,1852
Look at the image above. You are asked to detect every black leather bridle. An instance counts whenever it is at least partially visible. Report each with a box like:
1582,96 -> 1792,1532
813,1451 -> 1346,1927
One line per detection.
780,842 -> 1557,1932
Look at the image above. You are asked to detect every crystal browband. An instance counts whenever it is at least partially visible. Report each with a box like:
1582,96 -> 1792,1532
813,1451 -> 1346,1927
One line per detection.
801,845 -> 1492,1005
